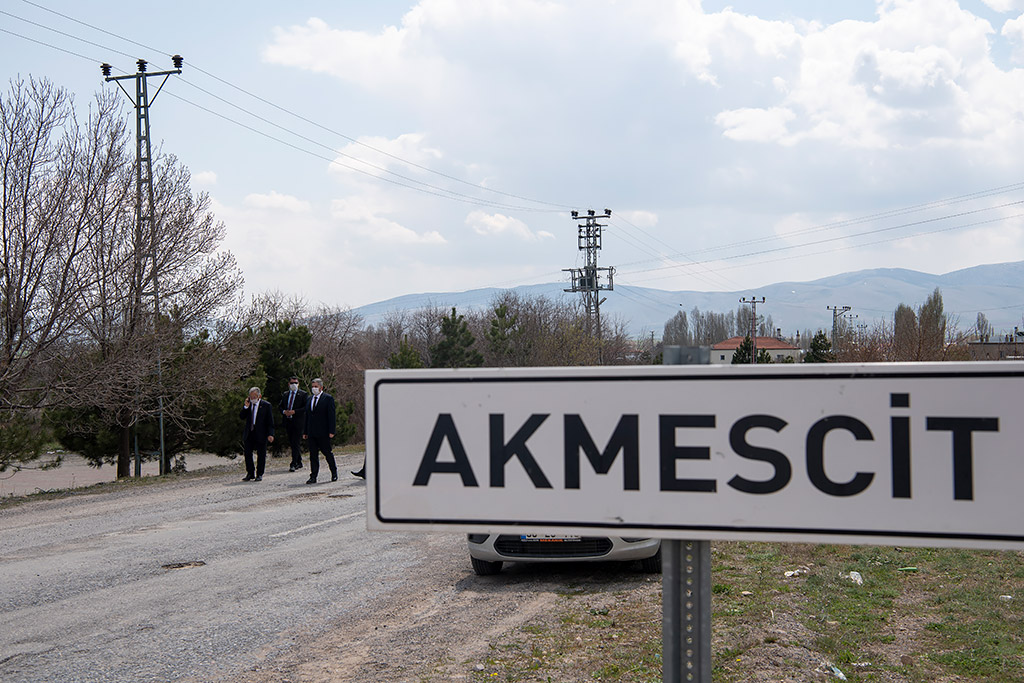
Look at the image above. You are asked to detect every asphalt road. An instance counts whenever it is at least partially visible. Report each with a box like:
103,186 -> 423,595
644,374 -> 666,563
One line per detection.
0,455 -> 466,683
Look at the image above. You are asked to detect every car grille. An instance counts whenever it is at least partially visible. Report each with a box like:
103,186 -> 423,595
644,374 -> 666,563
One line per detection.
493,535 -> 612,558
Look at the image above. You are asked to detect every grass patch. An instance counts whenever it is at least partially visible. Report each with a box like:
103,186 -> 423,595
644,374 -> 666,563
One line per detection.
444,543 -> 1024,682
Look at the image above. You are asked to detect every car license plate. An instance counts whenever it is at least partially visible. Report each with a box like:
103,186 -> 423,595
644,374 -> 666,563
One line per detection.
520,534 -> 581,542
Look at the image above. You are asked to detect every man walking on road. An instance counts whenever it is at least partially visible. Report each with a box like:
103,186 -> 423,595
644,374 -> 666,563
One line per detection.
241,387 -> 274,481
303,378 -> 337,483
279,376 -> 308,472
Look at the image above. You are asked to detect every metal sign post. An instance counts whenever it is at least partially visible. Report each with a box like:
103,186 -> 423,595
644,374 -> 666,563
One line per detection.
662,347 -> 711,683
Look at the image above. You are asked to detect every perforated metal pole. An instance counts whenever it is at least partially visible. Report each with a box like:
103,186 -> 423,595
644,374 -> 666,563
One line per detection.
662,346 -> 712,683
662,539 -> 712,682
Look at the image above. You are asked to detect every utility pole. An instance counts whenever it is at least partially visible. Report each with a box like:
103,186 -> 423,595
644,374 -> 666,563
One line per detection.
827,305 -> 853,353
739,296 -> 765,364
102,55 -> 183,476
564,209 -> 614,364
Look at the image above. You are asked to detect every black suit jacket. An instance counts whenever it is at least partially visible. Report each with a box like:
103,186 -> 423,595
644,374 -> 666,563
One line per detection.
304,392 -> 336,438
241,399 -> 275,442
279,389 -> 308,426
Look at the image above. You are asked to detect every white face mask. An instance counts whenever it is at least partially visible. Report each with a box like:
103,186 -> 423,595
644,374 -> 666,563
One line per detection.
311,386 -> 321,396
289,383 -> 298,391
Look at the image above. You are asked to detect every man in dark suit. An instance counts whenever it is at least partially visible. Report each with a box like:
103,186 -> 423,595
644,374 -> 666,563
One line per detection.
302,377 -> 337,484
241,387 -> 275,481
278,376 -> 308,472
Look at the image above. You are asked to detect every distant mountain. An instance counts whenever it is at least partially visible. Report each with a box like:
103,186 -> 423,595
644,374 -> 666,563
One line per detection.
352,261 -> 1024,338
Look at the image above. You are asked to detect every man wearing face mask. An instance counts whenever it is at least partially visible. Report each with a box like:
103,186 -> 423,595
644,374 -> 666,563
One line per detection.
302,378 -> 338,483
279,376 -> 308,472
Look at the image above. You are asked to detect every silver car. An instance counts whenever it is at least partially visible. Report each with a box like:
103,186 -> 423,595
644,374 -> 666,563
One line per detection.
467,533 -> 662,575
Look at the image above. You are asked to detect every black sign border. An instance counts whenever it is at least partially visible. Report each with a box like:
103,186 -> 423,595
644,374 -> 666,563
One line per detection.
371,366 -> 1024,545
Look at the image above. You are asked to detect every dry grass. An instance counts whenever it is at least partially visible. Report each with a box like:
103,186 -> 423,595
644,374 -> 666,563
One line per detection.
465,543 -> 1024,682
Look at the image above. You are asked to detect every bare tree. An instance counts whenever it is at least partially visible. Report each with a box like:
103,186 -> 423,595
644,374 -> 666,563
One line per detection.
0,80 -> 128,470
662,310 -> 690,346
54,144 -> 246,476
306,304 -> 367,440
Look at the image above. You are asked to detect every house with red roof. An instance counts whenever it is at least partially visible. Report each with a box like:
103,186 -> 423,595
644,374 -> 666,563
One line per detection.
711,336 -> 802,365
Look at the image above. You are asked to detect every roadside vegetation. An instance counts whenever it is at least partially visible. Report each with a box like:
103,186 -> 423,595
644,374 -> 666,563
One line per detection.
463,542 -> 1024,683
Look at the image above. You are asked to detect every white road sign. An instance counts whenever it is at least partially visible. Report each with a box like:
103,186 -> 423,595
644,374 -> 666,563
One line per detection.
366,363 -> 1024,549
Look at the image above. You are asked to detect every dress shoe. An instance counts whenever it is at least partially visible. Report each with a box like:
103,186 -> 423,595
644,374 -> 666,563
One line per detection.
254,476 -> 262,481
306,477 -> 316,484
351,468 -> 365,479
288,465 -> 298,472
242,475 -> 254,481
331,473 -> 338,482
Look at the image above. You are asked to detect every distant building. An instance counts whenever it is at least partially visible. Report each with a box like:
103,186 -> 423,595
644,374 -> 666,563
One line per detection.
967,340 -> 1024,361
711,336 -> 802,364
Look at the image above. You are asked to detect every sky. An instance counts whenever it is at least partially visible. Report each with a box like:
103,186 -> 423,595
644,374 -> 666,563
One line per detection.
3,0 -> 1024,326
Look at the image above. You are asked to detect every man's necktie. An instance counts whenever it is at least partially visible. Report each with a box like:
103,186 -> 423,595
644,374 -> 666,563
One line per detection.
288,392 -> 294,410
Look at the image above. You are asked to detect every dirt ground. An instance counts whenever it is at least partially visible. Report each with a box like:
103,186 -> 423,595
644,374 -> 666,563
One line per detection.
0,451 -> 238,497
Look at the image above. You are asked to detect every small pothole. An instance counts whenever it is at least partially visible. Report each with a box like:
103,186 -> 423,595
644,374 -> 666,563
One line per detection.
162,560 -> 206,570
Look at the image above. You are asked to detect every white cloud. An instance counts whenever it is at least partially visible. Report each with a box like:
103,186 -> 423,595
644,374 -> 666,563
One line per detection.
983,0 -> 1024,11
465,211 -> 553,242
332,198 -> 446,244
699,0 -> 1024,154
619,210 -> 659,229
244,1 -> 1024,312
716,107 -> 797,143
328,132 -> 443,182
264,1 -> 568,102
244,191 -> 311,213
1002,14 -> 1024,63
193,170 -> 217,186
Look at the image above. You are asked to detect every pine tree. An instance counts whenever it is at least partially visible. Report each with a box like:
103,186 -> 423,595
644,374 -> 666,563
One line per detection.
430,308 -> 484,368
731,336 -> 753,364
388,335 -> 424,369
485,303 -> 527,366
804,331 -> 833,363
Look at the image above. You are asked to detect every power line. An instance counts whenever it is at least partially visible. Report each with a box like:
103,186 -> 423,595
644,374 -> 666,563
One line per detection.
667,181 -> 1024,260
0,25 -> 102,63
166,89 -> 567,212
606,215 -> 738,291
12,0 -> 574,212
622,214 -> 1024,288
619,201 -> 1024,280
173,76 -> 563,212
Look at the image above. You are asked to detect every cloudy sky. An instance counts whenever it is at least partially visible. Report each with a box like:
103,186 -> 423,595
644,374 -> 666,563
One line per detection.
4,0 -> 1024,320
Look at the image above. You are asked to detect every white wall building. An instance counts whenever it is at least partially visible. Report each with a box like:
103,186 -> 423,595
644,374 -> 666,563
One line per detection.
711,336 -> 802,365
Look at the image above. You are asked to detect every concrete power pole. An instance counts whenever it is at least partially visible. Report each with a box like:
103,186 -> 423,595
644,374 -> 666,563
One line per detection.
101,56 -> 183,477
739,296 -> 765,364
564,209 -> 615,364
827,305 -> 853,352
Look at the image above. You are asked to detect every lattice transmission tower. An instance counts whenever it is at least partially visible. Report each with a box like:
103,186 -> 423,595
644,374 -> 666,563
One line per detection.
563,209 -> 615,363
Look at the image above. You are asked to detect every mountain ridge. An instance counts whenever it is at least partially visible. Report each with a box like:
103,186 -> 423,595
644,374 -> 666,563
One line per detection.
351,261 -> 1024,338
